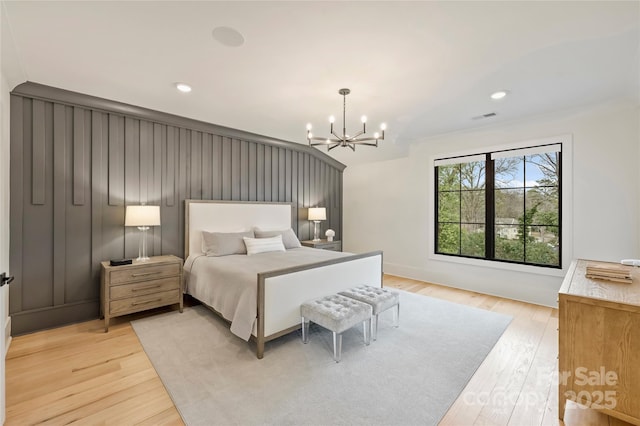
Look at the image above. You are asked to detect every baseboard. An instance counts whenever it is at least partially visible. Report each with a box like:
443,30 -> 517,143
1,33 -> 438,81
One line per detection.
383,261 -> 558,309
11,300 -> 99,335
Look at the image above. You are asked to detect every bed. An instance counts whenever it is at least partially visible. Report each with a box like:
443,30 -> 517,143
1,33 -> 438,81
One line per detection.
183,200 -> 383,359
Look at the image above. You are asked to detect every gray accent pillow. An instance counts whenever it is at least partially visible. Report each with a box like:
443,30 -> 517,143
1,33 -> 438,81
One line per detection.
254,228 -> 302,249
202,230 -> 255,256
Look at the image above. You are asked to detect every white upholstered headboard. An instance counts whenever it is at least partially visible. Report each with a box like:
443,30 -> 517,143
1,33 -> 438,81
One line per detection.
185,200 -> 293,258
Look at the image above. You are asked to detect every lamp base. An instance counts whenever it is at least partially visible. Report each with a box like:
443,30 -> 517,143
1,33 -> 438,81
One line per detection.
137,226 -> 151,261
312,221 -> 321,242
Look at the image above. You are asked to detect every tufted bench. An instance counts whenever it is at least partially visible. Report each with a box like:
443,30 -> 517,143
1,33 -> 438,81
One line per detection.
339,285 -> 399,341
300,294 -> 372,362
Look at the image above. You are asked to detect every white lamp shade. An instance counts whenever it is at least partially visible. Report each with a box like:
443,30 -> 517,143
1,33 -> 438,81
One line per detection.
308,207 -> 326,221
125,205 -> 161,227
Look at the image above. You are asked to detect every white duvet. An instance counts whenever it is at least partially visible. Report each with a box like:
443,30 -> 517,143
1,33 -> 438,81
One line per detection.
184,247 -> 348,340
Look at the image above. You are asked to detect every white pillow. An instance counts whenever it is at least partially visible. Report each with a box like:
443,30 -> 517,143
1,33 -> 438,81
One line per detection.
243,235 -> 286,256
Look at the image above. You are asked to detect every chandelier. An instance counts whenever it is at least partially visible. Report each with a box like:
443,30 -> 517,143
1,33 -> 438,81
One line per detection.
306,88 -> 386,151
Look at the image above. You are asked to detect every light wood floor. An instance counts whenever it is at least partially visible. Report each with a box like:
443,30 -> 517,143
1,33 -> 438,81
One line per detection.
5,275 -> 632,425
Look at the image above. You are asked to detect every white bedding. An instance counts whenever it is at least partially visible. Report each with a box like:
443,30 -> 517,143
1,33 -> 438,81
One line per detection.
184,247 -> 349,340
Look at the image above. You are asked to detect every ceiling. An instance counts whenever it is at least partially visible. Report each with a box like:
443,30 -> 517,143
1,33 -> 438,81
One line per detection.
2,1 -> 639,166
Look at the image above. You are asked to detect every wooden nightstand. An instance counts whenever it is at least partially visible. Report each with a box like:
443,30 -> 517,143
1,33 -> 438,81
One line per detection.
301,239 -> 342,252
100,255 -> 183,332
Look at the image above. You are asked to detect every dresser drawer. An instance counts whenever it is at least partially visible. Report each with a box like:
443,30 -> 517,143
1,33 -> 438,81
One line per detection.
110,276 -> 180,300
109,263 -> 181,285
109,289 -> 180,316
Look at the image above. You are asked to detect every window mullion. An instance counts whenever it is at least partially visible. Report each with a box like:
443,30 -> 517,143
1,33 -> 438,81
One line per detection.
485,154 -> 495,259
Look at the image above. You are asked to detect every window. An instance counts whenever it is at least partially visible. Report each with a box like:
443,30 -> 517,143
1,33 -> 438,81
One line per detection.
435,144 -> 561,268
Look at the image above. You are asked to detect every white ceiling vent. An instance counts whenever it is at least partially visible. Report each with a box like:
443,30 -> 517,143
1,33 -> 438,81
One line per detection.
472,112 -> 497,120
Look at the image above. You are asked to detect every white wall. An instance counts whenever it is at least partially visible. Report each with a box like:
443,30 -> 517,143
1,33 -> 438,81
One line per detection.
344,100 -> 640,307
1,0 -> 27,347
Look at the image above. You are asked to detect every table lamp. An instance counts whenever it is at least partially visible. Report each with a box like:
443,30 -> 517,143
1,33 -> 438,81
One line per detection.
125,205 -> 161,261
308,207 -> 326,242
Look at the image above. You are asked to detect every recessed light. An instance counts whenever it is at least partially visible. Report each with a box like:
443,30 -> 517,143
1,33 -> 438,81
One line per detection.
490,90 -> 509,100
176,83 -> 192,93
212,26 -> 245,47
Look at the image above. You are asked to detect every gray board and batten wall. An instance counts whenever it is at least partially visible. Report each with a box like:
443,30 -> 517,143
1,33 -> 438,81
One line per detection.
10,81 -> 345,335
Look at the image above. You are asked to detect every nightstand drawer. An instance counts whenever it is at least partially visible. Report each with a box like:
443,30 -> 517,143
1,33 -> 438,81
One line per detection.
110,276 -> 180,300
320,242 -> 341,251
109,289 -> 180,316
109,263 -> 181,285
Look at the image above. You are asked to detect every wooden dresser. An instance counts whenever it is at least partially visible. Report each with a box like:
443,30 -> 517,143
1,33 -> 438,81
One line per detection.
559,259 -> 640,424
100,255 -> 183,332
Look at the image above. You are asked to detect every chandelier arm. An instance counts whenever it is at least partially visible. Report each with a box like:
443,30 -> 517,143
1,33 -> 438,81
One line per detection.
328,143 -> 342,151
347,130 -> 366,140
352,142 -> 379,147
310,141 -> 339,147
331,130 -> 344,141
350,137 -> 382,143
309,136 -> 340,143
348,143 -> 355,151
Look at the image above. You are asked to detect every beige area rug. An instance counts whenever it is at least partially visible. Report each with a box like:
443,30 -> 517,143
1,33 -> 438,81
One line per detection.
131,290 -> 511,426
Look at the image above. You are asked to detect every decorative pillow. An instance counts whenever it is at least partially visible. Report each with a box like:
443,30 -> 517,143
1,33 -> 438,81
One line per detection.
254,228 -> 302,249
243,235 -> 286,256
202,230 -> 255,256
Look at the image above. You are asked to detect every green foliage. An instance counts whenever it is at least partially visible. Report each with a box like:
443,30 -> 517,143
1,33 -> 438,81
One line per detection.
437,223 -> 460,254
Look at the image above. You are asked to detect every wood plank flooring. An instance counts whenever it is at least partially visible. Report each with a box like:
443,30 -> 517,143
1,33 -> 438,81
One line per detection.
6,275 -> 631,425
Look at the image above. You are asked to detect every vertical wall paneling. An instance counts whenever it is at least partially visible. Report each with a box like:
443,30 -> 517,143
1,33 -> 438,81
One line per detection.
177,129 -> 190,248
240,140 -> 249,201
279,148 -> 286,202
22,98 -> 54,310
73,107 -> 86,205
91,111 -> 104,288
298,152 -> 306,239
53,104 -> 67,306
190,131 -> 202,199
291,151 -> 298,233
108,114 -> 124,206
31,100 -> 46,205
138,120 -> 150,204
202,133 -> 212,200
222,137 -> 232,200
272,147 -> 279,201
248,142 -> 257,201
161,126 -> 179,255
9,95 -> 24,314
151,123 -> 163,256
231,139 -> 241,200
285,150 -> 292,203
212,135 -> 222,199
66,108 -> 93,303
124,118 -> 140,259
264,145 -> 272,202
164,126 -> 176,207
257,144 -> 265,201
9,83 -> 344,334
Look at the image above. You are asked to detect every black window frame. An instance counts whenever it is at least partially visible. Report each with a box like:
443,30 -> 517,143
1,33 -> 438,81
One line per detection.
434,144 -> 562,269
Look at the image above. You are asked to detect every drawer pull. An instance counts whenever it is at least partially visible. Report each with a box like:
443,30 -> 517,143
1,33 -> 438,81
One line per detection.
131,284 -> 161,292
131,298 -> 162,306
131,271 -> 162,278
